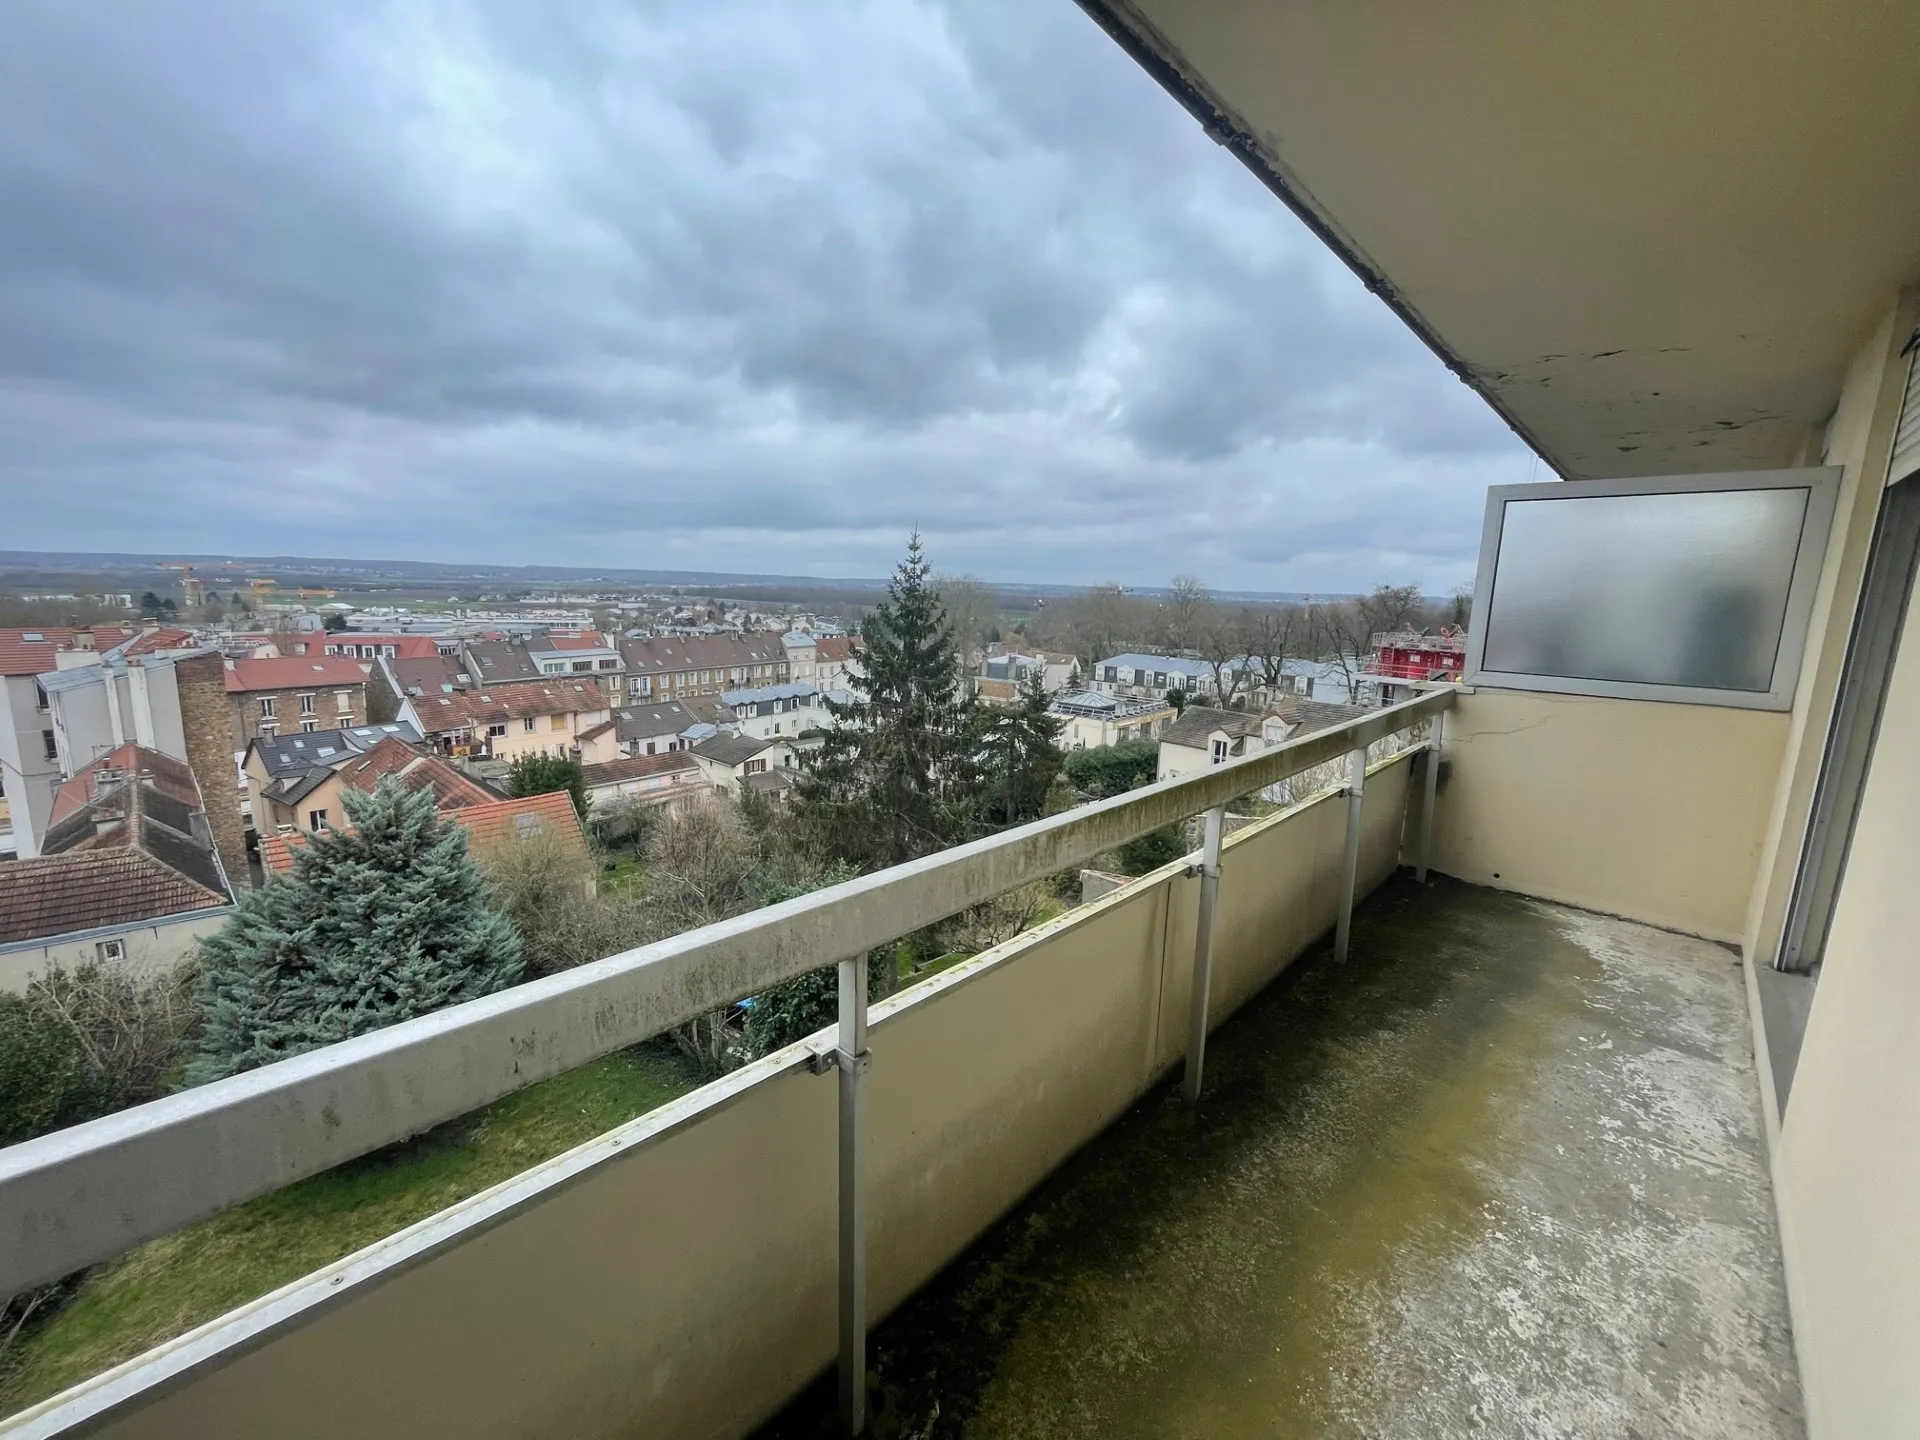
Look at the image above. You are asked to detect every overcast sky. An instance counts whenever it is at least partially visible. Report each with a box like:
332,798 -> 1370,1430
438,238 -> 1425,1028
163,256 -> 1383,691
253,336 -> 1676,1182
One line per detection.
0,0 -> 1531,592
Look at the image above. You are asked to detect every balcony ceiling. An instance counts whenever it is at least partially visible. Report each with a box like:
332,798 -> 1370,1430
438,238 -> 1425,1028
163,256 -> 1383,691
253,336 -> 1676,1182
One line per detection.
1080,0 -> 1920,478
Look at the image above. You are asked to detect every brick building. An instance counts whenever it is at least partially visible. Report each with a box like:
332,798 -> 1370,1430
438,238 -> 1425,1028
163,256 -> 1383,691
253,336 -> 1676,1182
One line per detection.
222,657 -> 369,751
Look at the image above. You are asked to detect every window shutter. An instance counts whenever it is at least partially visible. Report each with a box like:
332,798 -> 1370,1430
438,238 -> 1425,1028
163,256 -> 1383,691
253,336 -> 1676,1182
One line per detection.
1891,336 -> 1920,484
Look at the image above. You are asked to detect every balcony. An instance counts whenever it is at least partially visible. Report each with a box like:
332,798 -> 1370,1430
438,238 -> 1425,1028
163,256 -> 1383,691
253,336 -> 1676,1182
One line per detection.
0,688 -> 1810,1439
763,876 -> 1796,1438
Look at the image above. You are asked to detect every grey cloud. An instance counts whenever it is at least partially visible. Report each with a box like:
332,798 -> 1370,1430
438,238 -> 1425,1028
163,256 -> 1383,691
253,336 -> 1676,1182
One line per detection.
0,0 -> 1528,591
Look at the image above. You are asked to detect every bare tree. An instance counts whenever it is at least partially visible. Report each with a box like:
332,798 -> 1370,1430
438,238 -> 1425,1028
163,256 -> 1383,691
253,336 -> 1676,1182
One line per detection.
1242,604 -> 1304,695
1312,598 -> 1375,704
1445,583 -> 1473,629
26,961 -> 200,1109
1198,607 -> 1253,707
1356,583 -> 1426,640
1042,583 -> 1143,671
645,800 -> 761,931
934,573 -> 997,671
1161,574 -> 1213,655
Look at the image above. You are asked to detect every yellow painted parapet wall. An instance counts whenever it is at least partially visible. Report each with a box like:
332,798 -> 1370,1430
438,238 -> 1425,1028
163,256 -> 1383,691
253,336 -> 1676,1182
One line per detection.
1424,688 -> 1787,944
20,759 -> 1414,1440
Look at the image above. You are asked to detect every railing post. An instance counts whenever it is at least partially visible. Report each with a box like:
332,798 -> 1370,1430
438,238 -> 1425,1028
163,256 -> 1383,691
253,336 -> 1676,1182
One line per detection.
1334,747 -> 1367,963
835,955 -> 871,1436
1416,711 -> 1444,883
1182,806 -> 1226,1105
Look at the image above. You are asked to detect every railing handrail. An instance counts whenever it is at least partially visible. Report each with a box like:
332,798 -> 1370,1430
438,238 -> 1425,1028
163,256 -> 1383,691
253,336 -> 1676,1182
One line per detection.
0,690 -> 1451,1297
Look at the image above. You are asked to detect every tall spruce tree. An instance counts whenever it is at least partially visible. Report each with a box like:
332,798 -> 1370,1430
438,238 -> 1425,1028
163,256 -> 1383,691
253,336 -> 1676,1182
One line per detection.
976,667 -> 1066,828
794,534 -> 979,869
191,779 -> 523,1082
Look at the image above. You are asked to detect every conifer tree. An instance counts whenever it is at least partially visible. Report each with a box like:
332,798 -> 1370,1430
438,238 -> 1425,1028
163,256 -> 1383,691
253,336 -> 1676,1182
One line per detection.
191,779 -> 523,1082
794,534 -> 979,869
976,667 -> 1066,828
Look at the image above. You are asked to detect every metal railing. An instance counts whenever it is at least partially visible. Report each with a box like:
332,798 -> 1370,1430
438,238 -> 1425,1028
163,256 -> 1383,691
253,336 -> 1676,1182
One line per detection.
0,688 -> 1452,1435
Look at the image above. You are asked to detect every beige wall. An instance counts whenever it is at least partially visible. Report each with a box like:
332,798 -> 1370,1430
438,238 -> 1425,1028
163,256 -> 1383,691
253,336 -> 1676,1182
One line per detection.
1741,291 -> 1920,966
1428,689 -> 1787,943
38,757 -> 1415,1440
0,911 -> 229,994
1772,556 -> 1920,1439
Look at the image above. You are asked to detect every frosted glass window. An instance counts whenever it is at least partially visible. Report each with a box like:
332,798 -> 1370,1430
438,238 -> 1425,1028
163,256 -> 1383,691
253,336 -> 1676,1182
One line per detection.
1481,487 -> 1810,692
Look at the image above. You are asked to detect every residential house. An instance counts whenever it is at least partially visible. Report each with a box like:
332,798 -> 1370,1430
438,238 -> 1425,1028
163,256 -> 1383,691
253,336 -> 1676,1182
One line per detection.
813,635 -> 861,688
975,648 -> 1078,703
0,745 -> 235,991
689,733 -> 797,797
243,722 -> 427,840
223,657 -> 370,750
1090,652 -> 1224,702
721,681 -> 844,740
1155,699 -> 1373,809
611,697 -> 726,757
580,752 -> 709,814
397,681 -> 616,765
1047,691 -> 1177,750
333,735 -> 499,812
618,632 -> 787,701
260,790 -> 590,879
0,626 -> 133,858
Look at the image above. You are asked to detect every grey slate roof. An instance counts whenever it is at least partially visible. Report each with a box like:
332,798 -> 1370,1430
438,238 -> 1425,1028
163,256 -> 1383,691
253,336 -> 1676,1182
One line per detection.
692,733 -> 781,768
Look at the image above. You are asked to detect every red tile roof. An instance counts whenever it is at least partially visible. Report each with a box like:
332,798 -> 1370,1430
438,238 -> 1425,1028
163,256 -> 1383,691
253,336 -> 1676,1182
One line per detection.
577,719 -> 616,743
48,744 -> 201,827
814,636 -> 858,663
0,850 -> 230,944
335,736 -> 497,809
121,627 -> 197,658
0,626 -> 133,677
315,634 -> 442,658
260,790 -> 587,875
408,680 -> 607,732
546,632 -> 609,650
223,656 -> 369,692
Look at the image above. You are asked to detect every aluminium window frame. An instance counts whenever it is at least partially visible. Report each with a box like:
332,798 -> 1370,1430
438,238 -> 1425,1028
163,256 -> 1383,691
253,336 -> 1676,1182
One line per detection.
1462,466 -> 1842,711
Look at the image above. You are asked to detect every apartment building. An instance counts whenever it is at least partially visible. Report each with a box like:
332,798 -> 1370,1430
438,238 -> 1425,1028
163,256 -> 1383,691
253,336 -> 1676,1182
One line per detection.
398,680 -> 616,765
1089,652 -> 1226,701
974,647 -> 1078,702
720,681 -> 845,740
222,657 -> 369,750
618,632 -> 787,700
0,626 -> 135,858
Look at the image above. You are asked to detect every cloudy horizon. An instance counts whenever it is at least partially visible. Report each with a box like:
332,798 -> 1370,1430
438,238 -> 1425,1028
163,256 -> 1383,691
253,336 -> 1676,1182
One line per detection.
0,0 -> 1532,593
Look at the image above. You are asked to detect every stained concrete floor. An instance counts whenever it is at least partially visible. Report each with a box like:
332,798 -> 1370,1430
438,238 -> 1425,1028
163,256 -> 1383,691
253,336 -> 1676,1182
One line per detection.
756,876 -> 1803,1440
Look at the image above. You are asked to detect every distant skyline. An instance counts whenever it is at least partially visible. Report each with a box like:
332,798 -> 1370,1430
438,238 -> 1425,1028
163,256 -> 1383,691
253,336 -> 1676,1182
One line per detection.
1,1 -> 1531,592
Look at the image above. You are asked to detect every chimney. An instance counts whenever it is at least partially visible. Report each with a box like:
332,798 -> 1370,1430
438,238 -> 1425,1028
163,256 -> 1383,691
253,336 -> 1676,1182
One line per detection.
174,651 -> 249,886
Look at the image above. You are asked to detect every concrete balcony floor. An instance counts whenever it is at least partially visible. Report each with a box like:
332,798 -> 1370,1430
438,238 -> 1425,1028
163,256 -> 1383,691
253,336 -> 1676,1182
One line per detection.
759,876 -> 1802,1439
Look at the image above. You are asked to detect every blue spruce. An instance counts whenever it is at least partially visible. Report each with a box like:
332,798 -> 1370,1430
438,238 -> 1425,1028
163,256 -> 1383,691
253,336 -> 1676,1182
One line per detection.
191,778 -> 523,1083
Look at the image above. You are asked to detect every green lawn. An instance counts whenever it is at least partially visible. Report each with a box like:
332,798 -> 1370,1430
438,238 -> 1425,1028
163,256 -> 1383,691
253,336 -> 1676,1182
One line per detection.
0,1046 -> 700,1416
598,854 -> 647,895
